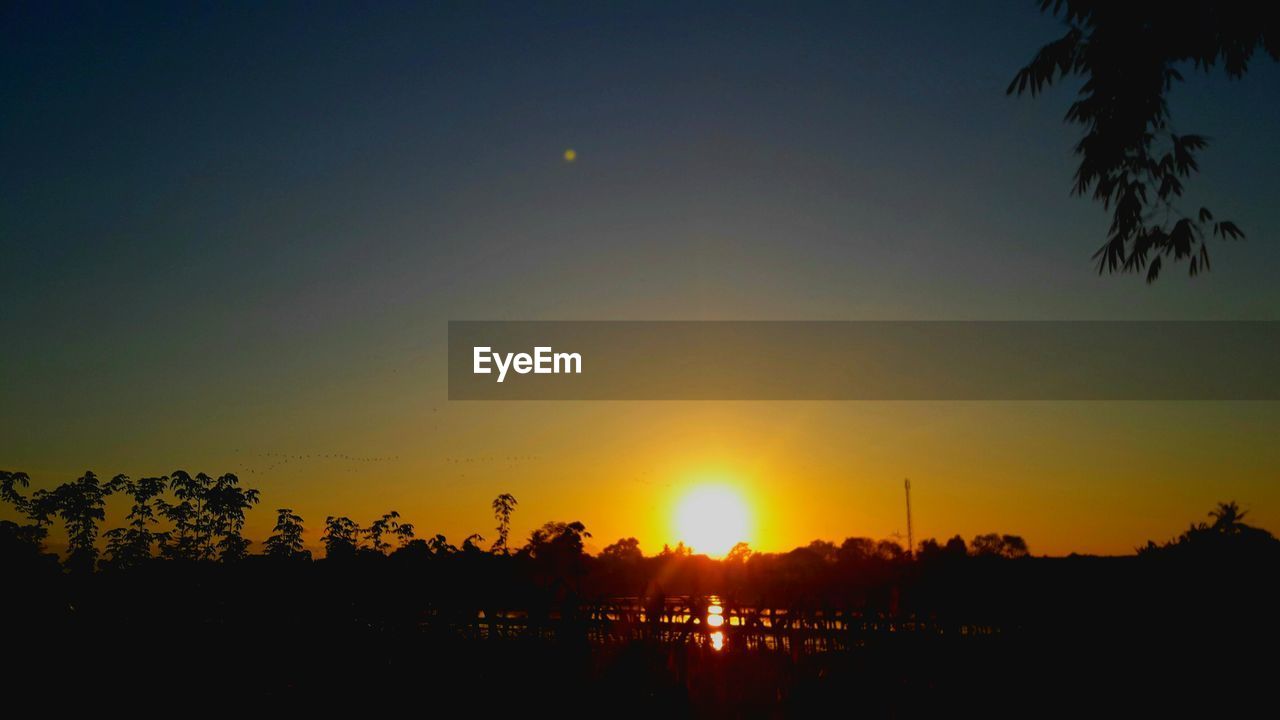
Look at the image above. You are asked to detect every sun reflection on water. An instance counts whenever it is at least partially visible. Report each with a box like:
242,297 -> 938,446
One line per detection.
709,630 -> 725,651
707,596 -> 726,650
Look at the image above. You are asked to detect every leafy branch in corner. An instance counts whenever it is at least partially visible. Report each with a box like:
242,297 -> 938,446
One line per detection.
1008,1 -> 1274,281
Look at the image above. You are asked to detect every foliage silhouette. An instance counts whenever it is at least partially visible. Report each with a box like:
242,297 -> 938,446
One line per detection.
149,470 -> 261,562
1009,1 -> 1276,280
601,537 -> 643,562
969,533 -> 1030,559
265,508 -> 310,560
206,472 -> 260,561
918,534 -> 969,560
364,510 -> 402,555
30,471 -> 113,573
321,516 -> 360,559
156,470 -> 209,561
724,541 -> 754,564
2,470 -> 1276,714
1208,499 -> 1248,531
0,470 -> 48,551
491,492 -> 518,554
426,533 -> 457,555
102,474 -> 168,569
524,520 -> 591,557
658,541 -> 692,557
0,470 -> 32,511
393,519 -> 416,548
460,533 -> 485,553
1138,499 -> 1278,556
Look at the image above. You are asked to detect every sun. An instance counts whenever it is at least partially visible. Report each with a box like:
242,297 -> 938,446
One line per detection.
674,484 -> 752,558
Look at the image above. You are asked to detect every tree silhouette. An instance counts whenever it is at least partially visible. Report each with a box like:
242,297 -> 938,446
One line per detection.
524,521 -> 591,557
491,493 -> 518,554
102,474 -> 168,569
426,534 -> 457,555
658,541 -> 692,558
0,470 -> 32,512
725,541 -> 753,564
364,511 -> 402,555
1139,500 -> 1278,557
1000,534 -> 1030,559
322,516 -> 360,559
875,538 -> 906,561
1009,1 -> 1275,281
601,537 -> 644,562
394,520 -> 416,548
460,533 -> 486,553
31,471 -> 114,573
1184,500 -> 1273,544
973,533 -> 1003,557
839,537 -> 876,561
265,508 -> 309,560
157,470 -> 210,561
0,470 -> 48,553
971,533 -> 1031,559
1207,501 -> 1247,533
203,473 -> 260,561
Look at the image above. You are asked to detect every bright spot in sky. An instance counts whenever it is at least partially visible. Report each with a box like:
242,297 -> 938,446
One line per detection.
563,148 -> 577,162
674,484 -> 751,557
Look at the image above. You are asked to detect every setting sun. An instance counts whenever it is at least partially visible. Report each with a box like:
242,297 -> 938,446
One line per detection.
674,485 -> 752,557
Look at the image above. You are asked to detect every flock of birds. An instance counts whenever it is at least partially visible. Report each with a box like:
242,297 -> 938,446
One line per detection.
445,455 -> 542,464
226,451 -> 668,489
230,450 -> 543,477
233,450 -> 401,475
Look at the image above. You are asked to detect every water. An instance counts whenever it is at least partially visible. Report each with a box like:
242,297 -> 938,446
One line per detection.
472,594 -> 992,654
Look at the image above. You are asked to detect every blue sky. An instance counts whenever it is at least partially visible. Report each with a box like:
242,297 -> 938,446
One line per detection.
3,2 -> 1278,553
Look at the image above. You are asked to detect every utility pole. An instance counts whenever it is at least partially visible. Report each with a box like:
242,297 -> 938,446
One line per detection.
904,478 -> 914,557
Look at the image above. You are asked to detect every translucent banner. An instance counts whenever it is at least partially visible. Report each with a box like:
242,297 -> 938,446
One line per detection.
447,321 -> 1280,400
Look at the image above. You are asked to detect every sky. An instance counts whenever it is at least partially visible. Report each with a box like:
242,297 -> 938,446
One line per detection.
3,1 -> 1279,557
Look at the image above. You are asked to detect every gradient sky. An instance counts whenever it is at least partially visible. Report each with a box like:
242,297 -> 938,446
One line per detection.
3,1 -> 1279,556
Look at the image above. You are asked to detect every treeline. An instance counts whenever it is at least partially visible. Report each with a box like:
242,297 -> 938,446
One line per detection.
3,470 -> 1277,581
1,470 -> 259,572
0,471 -> 540,570
4,469 -> 1278,713
1,468 -> 1038,578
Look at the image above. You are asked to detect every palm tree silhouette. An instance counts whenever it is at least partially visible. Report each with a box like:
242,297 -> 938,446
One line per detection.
1208,501 -> 1248,534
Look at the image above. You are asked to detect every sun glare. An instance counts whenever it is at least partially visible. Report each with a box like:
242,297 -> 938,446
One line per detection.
674,484 -> 752,558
